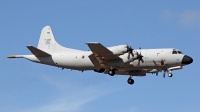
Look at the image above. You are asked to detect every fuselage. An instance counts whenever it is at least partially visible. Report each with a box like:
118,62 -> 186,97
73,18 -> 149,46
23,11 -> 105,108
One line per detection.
23,48 -> 192,72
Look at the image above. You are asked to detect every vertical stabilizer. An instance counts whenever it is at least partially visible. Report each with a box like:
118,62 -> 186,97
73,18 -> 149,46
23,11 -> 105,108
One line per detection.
38,26 -> 79,53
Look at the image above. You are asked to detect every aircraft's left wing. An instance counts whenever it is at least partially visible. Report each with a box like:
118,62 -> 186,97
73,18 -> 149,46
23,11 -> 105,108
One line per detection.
86,42 -> 122,69
86,42 -> 112,54
86,43 -> 121,60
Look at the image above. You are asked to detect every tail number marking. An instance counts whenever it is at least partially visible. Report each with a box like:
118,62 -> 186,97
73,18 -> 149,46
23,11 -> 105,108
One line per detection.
45,39 -> 51,45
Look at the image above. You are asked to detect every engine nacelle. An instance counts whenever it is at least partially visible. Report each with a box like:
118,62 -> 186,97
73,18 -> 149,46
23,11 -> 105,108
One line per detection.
108,45 -> 128,55
120,50 -> 138,63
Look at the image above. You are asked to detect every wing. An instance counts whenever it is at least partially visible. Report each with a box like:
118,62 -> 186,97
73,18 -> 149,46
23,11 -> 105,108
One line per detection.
86,42 -> 123,69
86,42 -> 121,60
86,42 -> 147,76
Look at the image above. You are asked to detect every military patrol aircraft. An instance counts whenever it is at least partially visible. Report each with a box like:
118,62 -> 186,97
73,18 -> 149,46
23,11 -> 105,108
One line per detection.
8,26 -> 193,85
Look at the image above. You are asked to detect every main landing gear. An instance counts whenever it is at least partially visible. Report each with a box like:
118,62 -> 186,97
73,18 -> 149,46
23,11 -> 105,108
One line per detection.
108,69 -> 134,85
127,76 -> 134,85
108,69 -> 115,76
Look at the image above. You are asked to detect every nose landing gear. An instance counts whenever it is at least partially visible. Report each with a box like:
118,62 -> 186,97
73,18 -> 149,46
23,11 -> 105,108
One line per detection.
168,73 -> 173,77
163,69 -> 173,78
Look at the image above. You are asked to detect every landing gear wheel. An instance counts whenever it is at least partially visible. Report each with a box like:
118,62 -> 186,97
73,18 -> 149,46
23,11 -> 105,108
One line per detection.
168,73 -> 173,77
108,70 -> 115,76
127,78 -> 134,85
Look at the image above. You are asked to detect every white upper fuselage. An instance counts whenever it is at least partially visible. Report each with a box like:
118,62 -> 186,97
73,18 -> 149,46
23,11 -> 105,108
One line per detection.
24,48 -> 184,71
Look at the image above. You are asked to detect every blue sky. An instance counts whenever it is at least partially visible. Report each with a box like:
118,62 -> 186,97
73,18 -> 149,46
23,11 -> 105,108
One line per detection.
0,0 -> 200,112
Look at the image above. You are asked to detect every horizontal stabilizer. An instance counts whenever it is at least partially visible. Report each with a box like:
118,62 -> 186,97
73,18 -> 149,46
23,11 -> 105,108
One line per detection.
7,55 -> 23,58
27,46 -> 51,57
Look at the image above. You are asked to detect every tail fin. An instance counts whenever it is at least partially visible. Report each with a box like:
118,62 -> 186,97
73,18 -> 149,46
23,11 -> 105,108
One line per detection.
38,26 -> 78,53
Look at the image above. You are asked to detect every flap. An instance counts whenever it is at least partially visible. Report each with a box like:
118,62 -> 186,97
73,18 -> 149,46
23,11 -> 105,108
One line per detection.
88,54 -> 103,70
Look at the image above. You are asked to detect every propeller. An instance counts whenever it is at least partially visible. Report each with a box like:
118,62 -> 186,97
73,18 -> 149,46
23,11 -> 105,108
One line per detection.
137,47 -> 144,66
127,45 -> 134,59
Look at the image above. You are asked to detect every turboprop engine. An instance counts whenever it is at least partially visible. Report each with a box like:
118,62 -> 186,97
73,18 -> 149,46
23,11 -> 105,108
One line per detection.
120,50 -> 138,63
107,45 -> 129,55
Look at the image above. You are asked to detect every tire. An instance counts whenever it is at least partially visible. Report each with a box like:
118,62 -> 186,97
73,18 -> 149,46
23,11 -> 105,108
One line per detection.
127,78 -> 134,85
108,70 -> 115,76
168,73 -> 173,77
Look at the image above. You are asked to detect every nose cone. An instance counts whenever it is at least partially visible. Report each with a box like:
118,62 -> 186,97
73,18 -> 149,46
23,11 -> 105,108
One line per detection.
181,55 -> 193,65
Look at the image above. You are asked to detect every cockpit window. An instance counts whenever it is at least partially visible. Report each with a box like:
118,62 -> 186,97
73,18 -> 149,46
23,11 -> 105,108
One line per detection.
172,51 -> 177,54
172,49 -> 183,54
177,51 -> 183,54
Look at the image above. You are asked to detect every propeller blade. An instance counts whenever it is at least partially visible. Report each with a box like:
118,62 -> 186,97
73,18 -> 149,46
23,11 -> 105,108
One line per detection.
130,52 -> 134,57
138,59 -> 141,66
141,59 -> 144,63
136,47 -> 144,65
127,45 -> 134,59
128,53 -> 130,59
